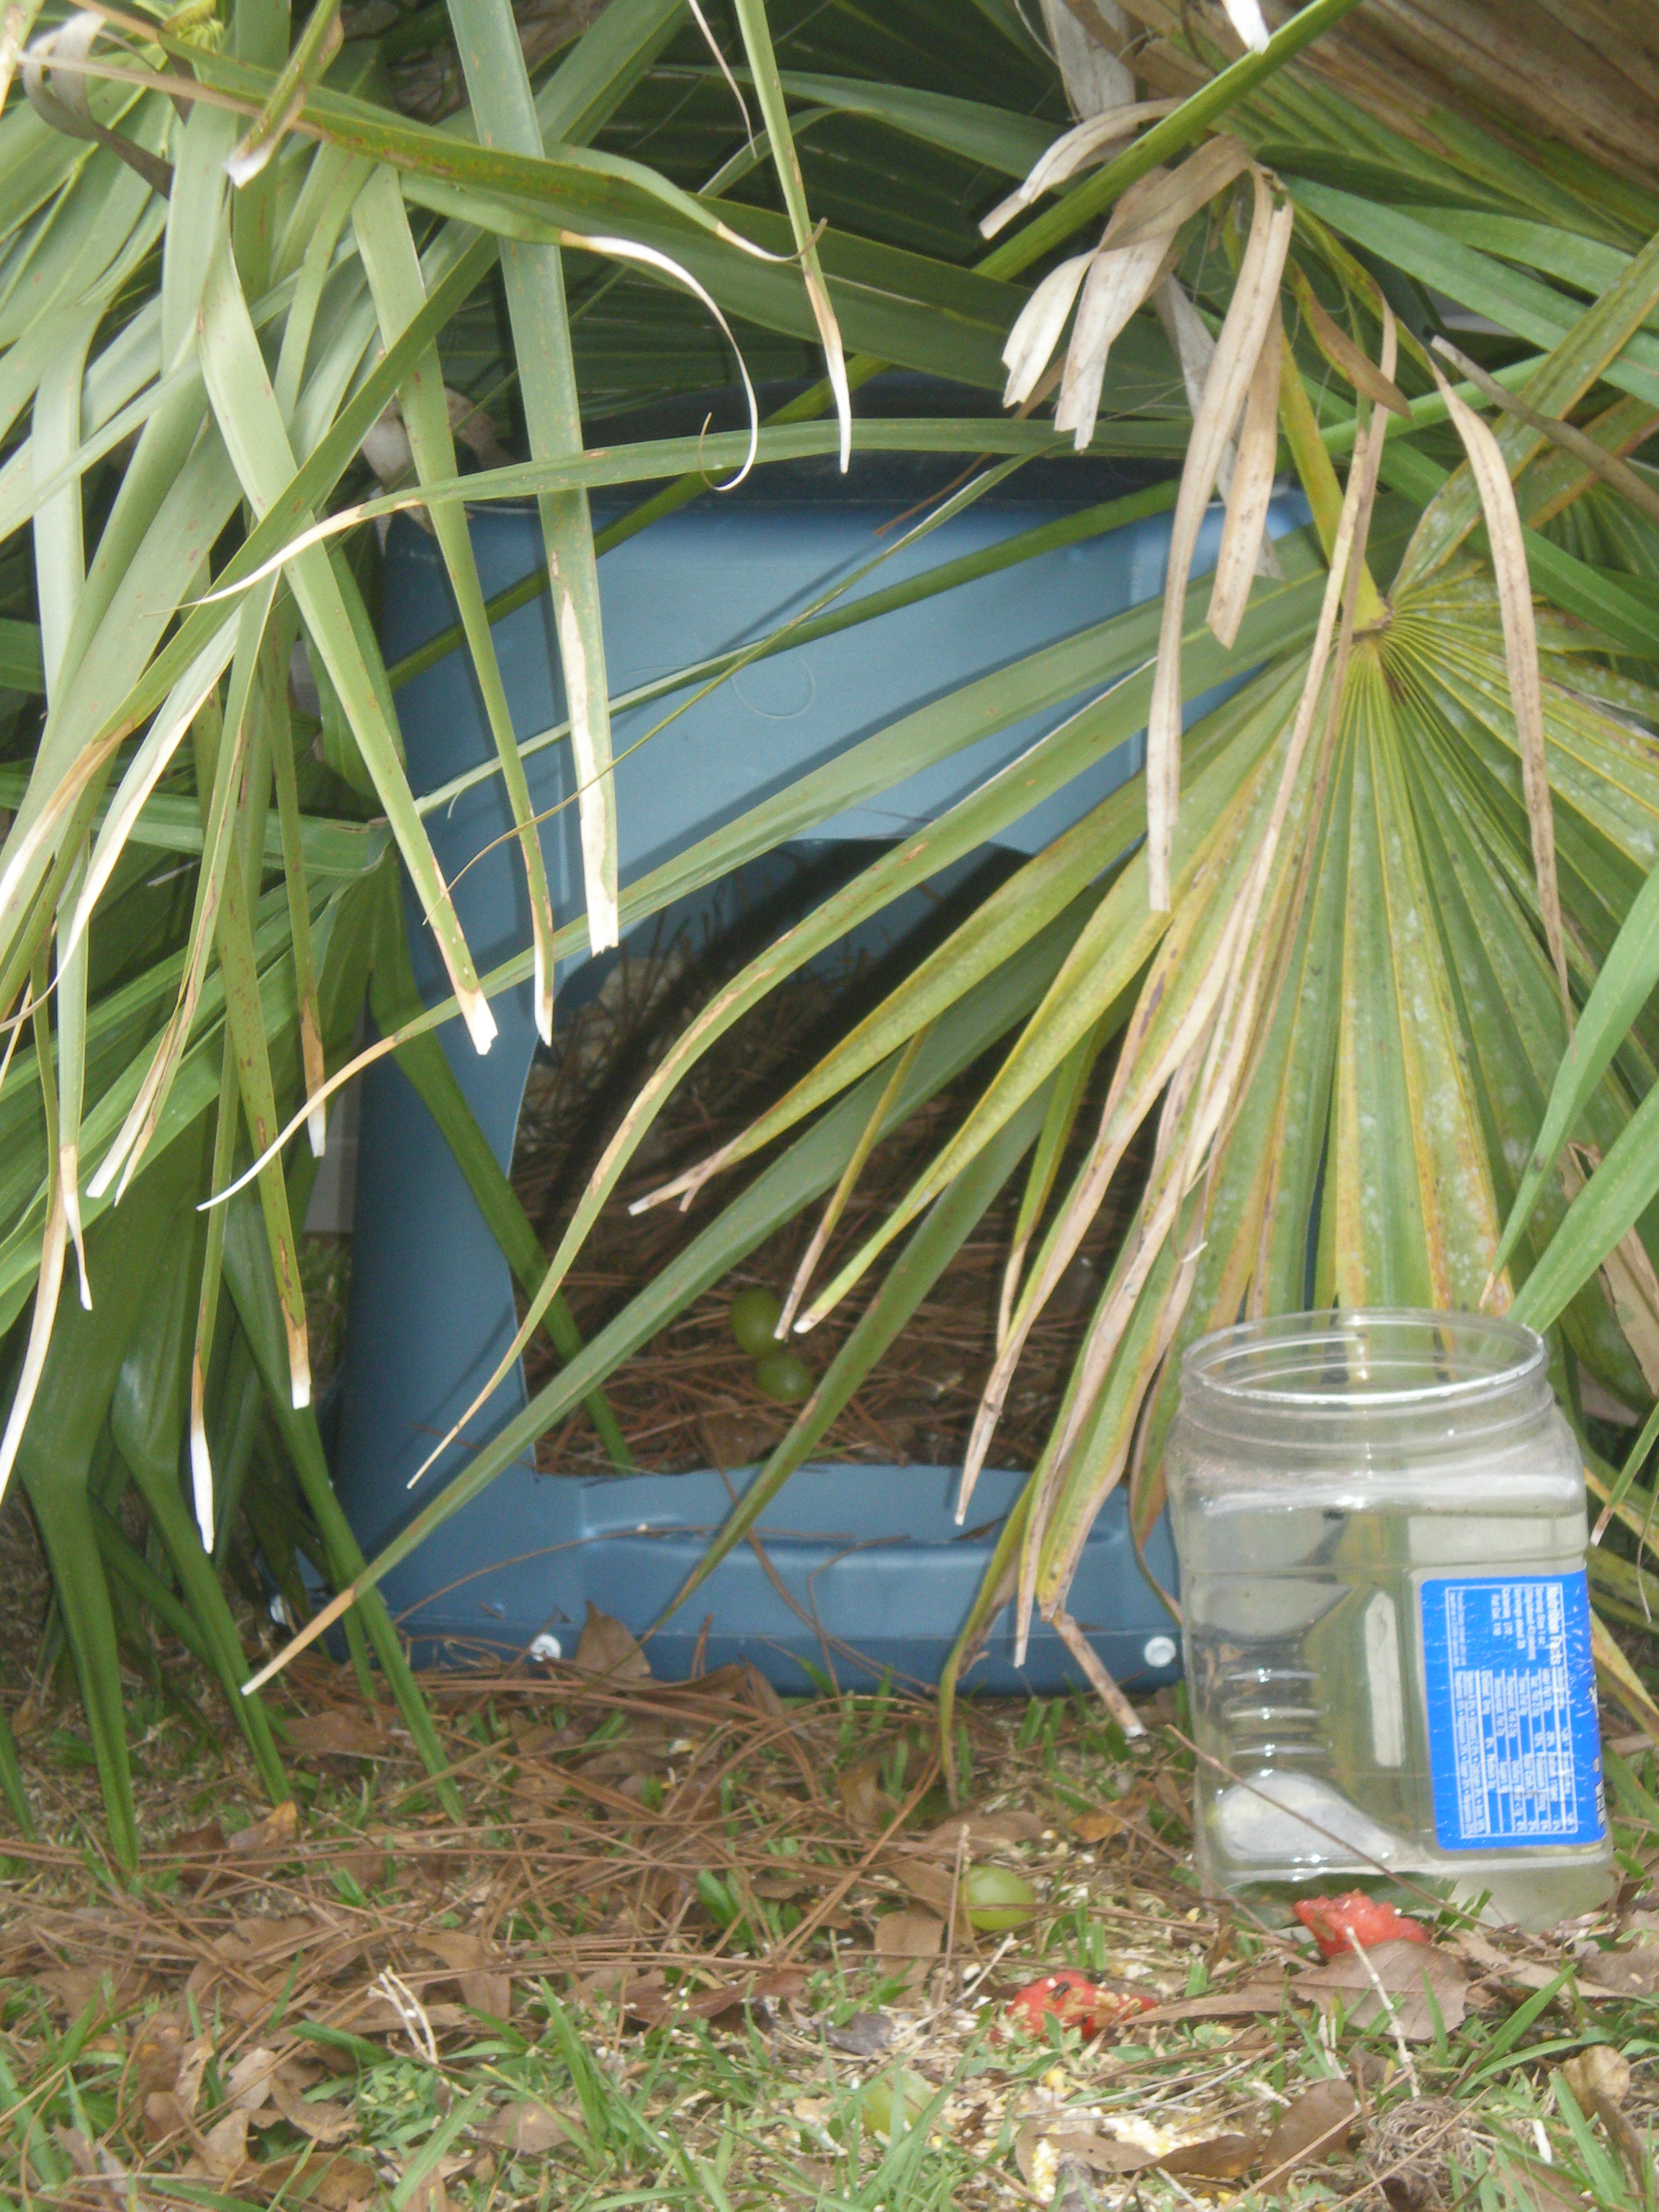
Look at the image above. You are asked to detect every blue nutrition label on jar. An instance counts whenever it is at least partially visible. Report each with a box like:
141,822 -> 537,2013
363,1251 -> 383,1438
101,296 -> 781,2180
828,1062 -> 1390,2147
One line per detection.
1419,1572 -> 1606,1851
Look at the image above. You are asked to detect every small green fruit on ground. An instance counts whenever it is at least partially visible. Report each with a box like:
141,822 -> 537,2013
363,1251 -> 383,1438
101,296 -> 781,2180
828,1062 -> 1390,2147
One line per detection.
963,1863 -> 1037,1930
729,1286 -> 784,1354
858,2067 -> 932,2139
753,1347 -> 814,1403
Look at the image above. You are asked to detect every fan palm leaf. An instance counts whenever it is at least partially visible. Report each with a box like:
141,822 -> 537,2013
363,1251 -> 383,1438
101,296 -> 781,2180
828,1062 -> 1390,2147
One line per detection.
0,0 -> 1656,1843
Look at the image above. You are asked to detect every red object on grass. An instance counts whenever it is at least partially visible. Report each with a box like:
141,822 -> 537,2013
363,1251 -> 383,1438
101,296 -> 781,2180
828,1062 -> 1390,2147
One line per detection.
1292,1891 -> 1431,1959
1004,1969 -> 1154,2038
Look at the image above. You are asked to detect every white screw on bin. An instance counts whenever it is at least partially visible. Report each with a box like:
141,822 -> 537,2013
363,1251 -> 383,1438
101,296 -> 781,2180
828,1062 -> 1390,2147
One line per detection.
1143,1635 -> 1177,1669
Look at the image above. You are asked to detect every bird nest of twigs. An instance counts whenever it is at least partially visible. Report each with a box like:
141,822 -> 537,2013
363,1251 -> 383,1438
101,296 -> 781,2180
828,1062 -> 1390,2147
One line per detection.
1362,2097 -> 1486,2212
511,927 -> 1141,1479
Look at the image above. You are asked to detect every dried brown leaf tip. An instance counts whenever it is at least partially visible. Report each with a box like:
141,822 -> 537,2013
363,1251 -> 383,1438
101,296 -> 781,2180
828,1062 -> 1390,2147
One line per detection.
1426,354 -> 1570,1022
1289,263 -> 1411,418
999,138 -> 1258,455
1146,166 -> 1295,909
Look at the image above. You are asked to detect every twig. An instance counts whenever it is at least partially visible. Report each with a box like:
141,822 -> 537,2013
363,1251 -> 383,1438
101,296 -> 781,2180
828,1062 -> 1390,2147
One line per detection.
374,1968 -> 438,2067
1343,1929 -> 1420,2098
1051,1607 -> 1146,1737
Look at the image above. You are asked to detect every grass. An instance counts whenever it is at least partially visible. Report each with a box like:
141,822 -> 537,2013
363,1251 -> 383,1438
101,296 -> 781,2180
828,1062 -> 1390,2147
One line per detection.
0,1624 -> 1655,2210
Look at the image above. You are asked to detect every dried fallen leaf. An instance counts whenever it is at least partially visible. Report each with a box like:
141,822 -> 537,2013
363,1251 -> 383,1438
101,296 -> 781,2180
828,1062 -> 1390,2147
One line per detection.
590,1965 -> 806,2027
131,2017 -> 183,2098
1297,1938 -> 1466,2041
40,1962 -> 150,2021
1015,2118 -> 1155,2188
54,2127 -> 99,2178
418,1930 -> 511,2021
1070,1797 -> 1140,1843
271,2074 -> 357,2144
836,1751 -> 891,1831
1162,2133 -> 1258,2181
306,2154 -> 383,2211
1136,1977 -> 1291,2023
1579,1947 -> 1659,1996
1563,2045 -> 1630,2108
1559,2046 -> 1649,2202
872,1908 -> 943,1990
686,1659 -> 786,1716
399,2164 -> 456,2212
333,1840 -> 393,1890
223,2044 -> 281,2113
1261,2079 -> 1359,2176
1498,2150 -> 1593,2212
168,1819 -> 229,1884
823,2011 -> 893,2057
574,1601 -> 652,1681
195,2108 -> 251,2180
143,2090 -> 194,2146
915,1808 -> 1045,1856
286,1709 -> 390,1760
174,2036 -> 212,2118
889,1857 -> 959,1922
1452,1930 -> 1561,1992
750,1870 -> 809,1899
479,2100 -> 566,2155
333,1986 -> 469,2038
228,1799 -> 300,1858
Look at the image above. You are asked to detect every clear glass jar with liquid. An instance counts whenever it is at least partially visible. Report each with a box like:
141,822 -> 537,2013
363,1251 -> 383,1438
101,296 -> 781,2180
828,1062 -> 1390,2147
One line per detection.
1164,1309 -> 1613,1930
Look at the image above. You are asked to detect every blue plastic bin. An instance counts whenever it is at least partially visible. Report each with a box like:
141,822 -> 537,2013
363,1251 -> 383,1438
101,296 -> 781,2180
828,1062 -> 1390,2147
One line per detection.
334,438 -> 1300,1691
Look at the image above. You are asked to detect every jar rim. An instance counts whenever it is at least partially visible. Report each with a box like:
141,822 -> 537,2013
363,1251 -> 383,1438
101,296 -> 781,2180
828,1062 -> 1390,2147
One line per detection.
1181,1308 -> 1547,1412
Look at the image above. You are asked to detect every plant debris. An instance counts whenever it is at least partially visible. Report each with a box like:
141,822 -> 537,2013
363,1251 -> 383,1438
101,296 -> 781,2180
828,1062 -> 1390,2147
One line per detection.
513,947 -> 1142,1476
0,1629 -> 1654,2208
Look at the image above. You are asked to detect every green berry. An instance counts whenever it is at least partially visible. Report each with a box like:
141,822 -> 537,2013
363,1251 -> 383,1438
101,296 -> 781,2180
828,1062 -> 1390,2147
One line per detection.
753,1347 -> 814,1403
729,1286 -> 784,1354
858,2067 -> 932,2139
963,1863 -> 1037,1930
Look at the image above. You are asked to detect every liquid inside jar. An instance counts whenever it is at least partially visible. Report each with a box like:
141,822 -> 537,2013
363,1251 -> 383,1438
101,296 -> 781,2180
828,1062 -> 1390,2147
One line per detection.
1166,1313 -> 1612,1930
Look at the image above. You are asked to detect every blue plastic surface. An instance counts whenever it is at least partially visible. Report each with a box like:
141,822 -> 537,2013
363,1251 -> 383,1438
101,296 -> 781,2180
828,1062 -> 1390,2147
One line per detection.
393,1462 -> 1179,1694
336,460 -> 1303,1690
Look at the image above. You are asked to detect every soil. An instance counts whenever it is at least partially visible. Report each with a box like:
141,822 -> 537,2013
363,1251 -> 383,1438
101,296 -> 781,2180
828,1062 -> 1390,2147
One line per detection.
510,939 -> 1143,1479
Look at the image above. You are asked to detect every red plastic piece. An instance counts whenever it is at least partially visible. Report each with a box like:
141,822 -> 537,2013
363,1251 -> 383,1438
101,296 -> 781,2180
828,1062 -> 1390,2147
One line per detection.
1292,1891 -> 1431,1959
1004,1969 -> 1154,2039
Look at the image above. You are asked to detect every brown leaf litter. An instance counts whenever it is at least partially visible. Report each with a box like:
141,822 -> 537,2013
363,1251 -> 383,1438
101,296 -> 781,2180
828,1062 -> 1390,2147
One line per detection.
0,1624 -> 1645,2208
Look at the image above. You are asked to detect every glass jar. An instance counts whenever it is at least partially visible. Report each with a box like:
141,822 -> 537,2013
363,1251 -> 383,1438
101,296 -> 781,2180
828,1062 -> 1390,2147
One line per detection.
1164,1308 -> 1611,1929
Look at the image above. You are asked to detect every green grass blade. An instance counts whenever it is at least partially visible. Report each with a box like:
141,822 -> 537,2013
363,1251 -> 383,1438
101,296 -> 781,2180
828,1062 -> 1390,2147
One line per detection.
657,1071 -> 1053,1625
184,691 -> 313,1411
364,864 -> 631,1467
353,162 -> 561,1038
448,0 -> 619,961
197,225 -> 498,1049
220,1188 -> 464,1820
729,0 -> 850,466
107,1133 -> 290,1801
247,904 -> 1088,1660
